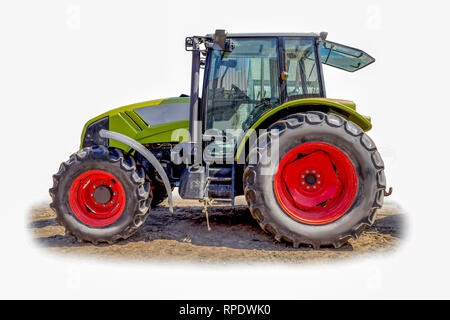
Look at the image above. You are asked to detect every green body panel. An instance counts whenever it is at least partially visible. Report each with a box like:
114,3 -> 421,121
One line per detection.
109,113 -> 141,151
80,97 -> 190,152
124,110 -> 147,129
81,96 -> 371,161
134,120 -> 189,144
234,97 -> 372,161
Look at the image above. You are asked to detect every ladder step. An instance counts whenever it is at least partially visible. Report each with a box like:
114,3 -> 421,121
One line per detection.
208,166 -> 232,177
207,177 -> 232,182
210,199 -> 233,205
203,164 -> 234,201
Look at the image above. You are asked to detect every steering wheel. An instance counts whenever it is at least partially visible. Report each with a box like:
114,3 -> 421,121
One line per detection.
231,84 -> 250,101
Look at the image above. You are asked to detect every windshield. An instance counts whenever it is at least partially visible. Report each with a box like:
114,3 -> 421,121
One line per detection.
319,41 -> 375,72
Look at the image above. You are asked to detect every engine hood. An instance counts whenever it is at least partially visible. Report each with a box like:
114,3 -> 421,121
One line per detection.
81,96 -> 190,151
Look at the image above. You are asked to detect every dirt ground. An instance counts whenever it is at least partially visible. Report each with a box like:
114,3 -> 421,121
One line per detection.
28,193 -> 405,264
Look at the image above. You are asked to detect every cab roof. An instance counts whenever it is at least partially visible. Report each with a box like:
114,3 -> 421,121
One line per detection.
203,31 -> 375,72
205,32 -> 320,38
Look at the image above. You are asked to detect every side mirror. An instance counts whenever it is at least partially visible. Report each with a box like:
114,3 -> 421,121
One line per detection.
213,29 -> 234,52
320,31 -> 328,41
214,29 -> 227,50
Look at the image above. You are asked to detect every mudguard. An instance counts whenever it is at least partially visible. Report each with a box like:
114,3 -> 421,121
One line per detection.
235,97 -> 372,161
99,129 -> 174,213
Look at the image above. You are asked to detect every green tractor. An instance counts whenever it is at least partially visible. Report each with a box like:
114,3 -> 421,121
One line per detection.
50,30 -> 390,248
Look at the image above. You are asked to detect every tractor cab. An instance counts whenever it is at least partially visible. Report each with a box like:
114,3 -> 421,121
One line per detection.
201,33 -> 375,134
186,31 -> 374,154
203,34 -> 327,143
180,30 -> 375,201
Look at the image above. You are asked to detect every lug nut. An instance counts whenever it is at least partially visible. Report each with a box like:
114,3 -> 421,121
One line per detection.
317,181 -> 321,184
109,184 -> 113,188
312,170 -> 316,173
306,170 -> 309,173
301,182 -> 305,185
306,186 -> 310,189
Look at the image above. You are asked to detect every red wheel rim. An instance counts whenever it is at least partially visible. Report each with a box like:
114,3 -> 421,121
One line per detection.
69,170 -> 126,227
274,142 -> 358,225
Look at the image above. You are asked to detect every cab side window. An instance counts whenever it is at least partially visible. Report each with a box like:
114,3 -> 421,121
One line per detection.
284,38 -> 320,98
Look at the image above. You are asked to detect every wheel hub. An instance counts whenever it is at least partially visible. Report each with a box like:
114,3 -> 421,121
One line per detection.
92,186 -> 112,204
282,150 -> 342,210
274,142 -> 358,225
304,173 -> 317,185
69,170 -> 126,227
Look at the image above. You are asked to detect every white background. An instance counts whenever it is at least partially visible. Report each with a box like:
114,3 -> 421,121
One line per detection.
0,0 -> 449,299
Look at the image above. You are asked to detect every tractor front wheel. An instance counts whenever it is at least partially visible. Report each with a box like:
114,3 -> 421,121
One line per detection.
244,112 -> 386,248
49,146 -> 152,244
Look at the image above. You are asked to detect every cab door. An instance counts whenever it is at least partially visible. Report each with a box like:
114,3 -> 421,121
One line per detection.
202,37 -> 281,163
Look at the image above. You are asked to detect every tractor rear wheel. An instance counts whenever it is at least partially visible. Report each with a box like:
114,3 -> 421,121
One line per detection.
243,111 -> 386,248
49,146 -> 152,244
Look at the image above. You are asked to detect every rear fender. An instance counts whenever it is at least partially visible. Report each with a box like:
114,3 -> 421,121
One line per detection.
235,97 -> 372,161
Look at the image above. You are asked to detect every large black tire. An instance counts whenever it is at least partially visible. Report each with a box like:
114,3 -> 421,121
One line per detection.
49,146 -> 152,244
243,111 -> 386,249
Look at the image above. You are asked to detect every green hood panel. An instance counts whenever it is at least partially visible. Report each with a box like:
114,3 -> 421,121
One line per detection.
80,97 -> 190,151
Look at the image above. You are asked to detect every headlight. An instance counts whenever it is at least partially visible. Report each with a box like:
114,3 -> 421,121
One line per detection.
82,117 -> 109,148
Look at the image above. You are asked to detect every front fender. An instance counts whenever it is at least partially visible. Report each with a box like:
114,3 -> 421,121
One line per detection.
235,97 -> 372,161
99,129 -> 174,213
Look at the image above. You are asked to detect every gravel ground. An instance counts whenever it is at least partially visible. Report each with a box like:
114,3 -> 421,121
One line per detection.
28,193 -> 405,264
